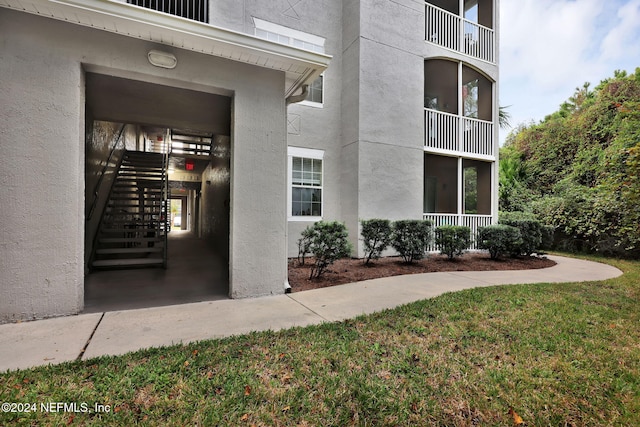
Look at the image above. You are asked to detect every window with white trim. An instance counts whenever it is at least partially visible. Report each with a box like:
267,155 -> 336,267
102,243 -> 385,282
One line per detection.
303,75 -> 324,105
288,147 -> 324,219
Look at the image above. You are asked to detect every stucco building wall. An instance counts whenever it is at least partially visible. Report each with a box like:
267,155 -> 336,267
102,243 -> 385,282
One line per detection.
0,8 -> 289,321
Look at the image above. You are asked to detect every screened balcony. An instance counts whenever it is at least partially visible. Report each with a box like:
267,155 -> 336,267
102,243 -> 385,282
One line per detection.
425,0 -> 495,63
423,154 -> 493,249
424,59 -> 495,159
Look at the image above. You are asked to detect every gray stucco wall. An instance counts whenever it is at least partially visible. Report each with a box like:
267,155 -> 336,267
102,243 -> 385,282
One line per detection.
339,0 -> 426,257
209,0 -> 500,258
0,8 -> 289,321
217,0 -> 346,257
200,136 -> 230,264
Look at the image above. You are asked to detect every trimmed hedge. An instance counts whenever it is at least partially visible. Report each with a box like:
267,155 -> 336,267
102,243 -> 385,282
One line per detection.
360,219 -> 392,265
435,225 -> 472,260
478,224 -> 522,259
499,211 -> 553,256
302,221 -> 352,279
391,219 -> 433,263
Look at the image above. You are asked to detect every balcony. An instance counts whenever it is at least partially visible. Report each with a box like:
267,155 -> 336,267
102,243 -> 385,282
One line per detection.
425,2 -> 495,63
126,0 -> 208,23
425,109 -> 495,159
423,213 -> 493,250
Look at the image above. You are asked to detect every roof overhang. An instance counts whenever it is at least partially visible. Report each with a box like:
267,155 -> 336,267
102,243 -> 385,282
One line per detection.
0,0 -> 331,97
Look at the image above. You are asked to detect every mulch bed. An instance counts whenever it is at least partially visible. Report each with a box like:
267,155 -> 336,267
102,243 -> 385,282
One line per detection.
288,253 -> 556,292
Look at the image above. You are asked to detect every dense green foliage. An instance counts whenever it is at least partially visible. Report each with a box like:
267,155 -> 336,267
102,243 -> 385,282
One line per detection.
390,220 -> 433,263
499,212 -> 550,256
360,219 -> 392,265
501,68 -> 640,257
434,225 -> 471,260
477,224 -> 522,260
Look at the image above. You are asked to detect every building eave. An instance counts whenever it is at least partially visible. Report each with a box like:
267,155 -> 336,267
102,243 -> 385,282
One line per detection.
0,0 -> 331,97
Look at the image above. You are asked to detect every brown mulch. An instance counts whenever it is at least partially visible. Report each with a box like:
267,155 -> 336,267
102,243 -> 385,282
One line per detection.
288,253 -> 556,292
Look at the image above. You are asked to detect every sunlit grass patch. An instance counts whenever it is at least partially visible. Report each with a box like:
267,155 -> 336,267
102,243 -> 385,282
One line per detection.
1,256 -> 638,426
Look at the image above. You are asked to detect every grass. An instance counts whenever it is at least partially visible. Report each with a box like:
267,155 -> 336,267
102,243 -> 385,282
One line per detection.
1,255 -> 639,426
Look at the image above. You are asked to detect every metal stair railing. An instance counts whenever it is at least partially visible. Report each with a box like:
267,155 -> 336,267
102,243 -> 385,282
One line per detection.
162,137 -> 171,268
88,124 -> 125,221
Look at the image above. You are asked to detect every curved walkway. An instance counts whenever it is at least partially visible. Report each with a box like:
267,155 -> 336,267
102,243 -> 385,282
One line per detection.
0,256 -> 622,372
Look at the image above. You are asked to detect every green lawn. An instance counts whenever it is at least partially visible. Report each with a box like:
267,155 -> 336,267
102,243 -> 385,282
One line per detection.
1,255 -> 639,426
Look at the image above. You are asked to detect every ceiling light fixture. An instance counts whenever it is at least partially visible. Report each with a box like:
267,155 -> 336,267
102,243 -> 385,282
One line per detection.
147,50 -> 177,69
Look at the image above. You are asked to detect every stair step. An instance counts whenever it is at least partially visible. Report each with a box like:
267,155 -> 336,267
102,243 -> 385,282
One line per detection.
108,204 -> 163,209
115,182 -> 164,188
92,258 -> 164,268
118,168 -> 164,177
110,195 -> 164,200
101,227 -> 162,233
105,210 -> 161,217
102,218 -> 167,225
96,247 -> 164,254
120,164 -> 163,170
122,156 -> 164,163
124,151 -> 164,158
111,188 -> 164,199
117,175 -> 164,181
99,237 -> 163,244
111,187 -> 164,192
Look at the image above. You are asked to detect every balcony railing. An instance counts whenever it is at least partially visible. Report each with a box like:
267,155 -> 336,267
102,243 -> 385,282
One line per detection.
425,109 -> 495,158
126,0 -> 208,23
425,3 -> 495,63
423,213 -> 493,250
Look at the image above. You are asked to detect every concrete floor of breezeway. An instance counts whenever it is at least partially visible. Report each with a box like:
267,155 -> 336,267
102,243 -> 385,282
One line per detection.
84,230 -> 229,313
0,255 -> 623,372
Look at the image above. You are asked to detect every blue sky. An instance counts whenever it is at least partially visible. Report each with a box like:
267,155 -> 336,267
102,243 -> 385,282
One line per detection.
499,0 -> 640,144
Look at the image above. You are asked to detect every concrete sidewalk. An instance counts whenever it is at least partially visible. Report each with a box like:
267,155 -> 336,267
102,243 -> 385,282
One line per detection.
0,255 -> 622,372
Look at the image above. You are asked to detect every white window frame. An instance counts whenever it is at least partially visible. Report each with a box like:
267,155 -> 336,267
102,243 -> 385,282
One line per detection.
288,147 -> 324,221
299,73 -> 324,108
253,18 -> 325,53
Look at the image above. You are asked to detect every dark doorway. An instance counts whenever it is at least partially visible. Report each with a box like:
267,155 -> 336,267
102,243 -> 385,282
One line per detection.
84,72 -> 231,311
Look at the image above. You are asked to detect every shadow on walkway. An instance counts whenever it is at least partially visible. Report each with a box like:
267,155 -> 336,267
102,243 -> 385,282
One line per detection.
84,230 -> 228,313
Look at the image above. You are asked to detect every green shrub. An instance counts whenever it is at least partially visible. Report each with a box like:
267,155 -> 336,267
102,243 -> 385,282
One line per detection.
435,225 -> 471,260
360,219 -> 392,265
500,219 -> 542,256
391,220 -> 432,263
500,211 -> 552,256
304,221 -> 352,279
477,224 -> 522,259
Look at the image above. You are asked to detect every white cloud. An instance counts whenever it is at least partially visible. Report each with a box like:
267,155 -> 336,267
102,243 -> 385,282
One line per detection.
499,0 -> 640,144
501,0 -> 605,91
600,0 -> 640,60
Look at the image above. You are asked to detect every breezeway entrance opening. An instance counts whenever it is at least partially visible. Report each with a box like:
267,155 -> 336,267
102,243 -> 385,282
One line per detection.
83,72 -> 231,312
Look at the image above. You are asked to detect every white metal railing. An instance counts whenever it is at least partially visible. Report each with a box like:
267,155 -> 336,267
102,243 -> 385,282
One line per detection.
462,116 -> 494,157
423,213 -> 493,250
425,109 -> 460,152
425,109 -> 495,158
463,19 -> 495,63
425,3 -> 495,63
126,0 -> 208,23
425,3 -> 460,53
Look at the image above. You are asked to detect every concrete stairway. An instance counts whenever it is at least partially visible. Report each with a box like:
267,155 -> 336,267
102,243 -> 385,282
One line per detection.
91,150 -> 168,269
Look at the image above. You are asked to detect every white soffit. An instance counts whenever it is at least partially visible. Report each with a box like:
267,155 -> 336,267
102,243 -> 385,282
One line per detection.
0,0 -> 331,97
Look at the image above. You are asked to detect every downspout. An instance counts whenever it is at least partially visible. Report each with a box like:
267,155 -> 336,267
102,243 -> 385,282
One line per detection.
285,84 -> 309,105
283,84 -> 309,293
